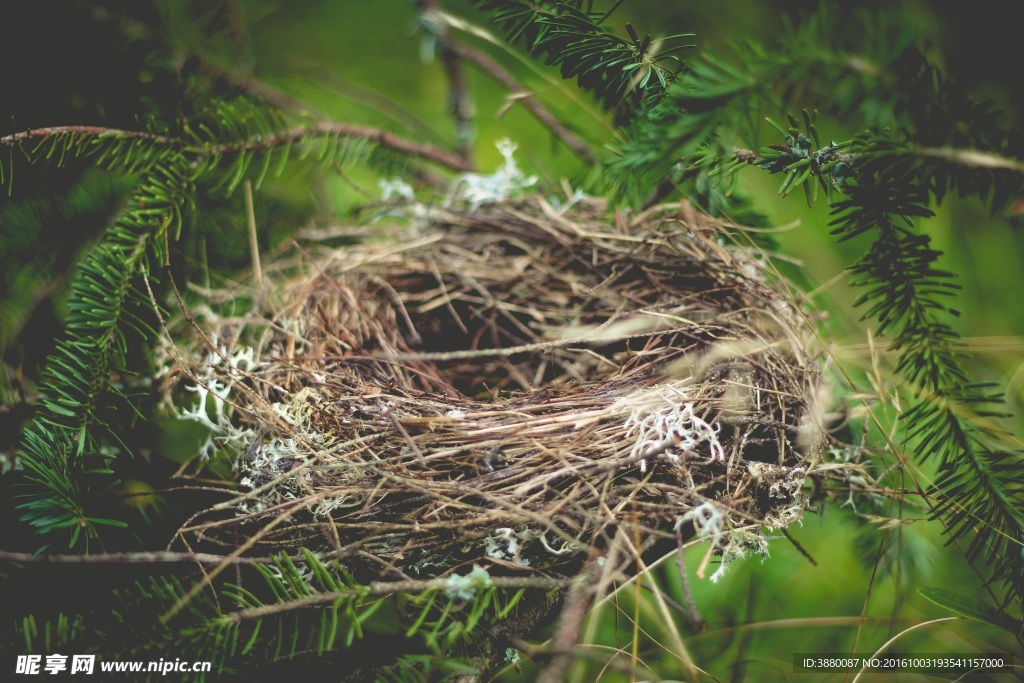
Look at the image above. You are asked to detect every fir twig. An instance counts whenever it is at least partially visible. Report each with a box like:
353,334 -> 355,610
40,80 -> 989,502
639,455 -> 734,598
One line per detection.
2,122 -> 475,174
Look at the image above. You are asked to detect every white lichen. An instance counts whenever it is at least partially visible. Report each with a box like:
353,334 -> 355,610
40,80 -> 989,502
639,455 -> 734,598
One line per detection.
550,186 -> 591,215
379,177 -> 416,202
175,341 -> 258,460
677,501 -> 725,544
677,501 -> 787,583
447,139 -> 537,210
484,527 -> 531,566
618,383 -> 725,471
445,565 -> 493,601
537,530 -> 576,556
271,387 -> 320,429
0,451 -> 21,475
309,493 -> 363,518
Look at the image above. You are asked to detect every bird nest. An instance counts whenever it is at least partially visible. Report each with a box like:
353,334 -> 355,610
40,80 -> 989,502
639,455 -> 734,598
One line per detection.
162,195 -> 824,582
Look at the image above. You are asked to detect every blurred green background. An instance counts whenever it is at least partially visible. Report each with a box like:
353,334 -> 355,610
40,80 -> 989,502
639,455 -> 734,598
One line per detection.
1,0 -> 1022,680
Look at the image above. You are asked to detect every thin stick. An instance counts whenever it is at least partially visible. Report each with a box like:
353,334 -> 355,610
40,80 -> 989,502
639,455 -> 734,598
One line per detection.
0,125 -> 174,146
227,575 -> 572,622
2,123 -> 474,173
0,550 -> 274,565
536,559 -> 601,683
244,180 -> 263,287
420,0 -> 474,162
207,123 -> 473,172
450,41 -> 596,163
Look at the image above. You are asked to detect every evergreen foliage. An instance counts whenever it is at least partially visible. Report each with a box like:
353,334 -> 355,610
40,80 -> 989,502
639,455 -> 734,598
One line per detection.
606,5 -> 1024,616
14,550 -> 533,681
469,0 -> 692,122
2,95 -> 470,548
17,153 -> 192,548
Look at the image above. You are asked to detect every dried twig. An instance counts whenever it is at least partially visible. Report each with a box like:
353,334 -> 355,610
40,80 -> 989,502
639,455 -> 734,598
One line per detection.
535,559 -> 602,683
420,0 -> 475,162
449,42 -> 596,163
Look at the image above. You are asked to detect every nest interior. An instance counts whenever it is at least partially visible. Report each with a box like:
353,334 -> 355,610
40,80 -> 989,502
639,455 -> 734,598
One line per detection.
169,196 -> 823,581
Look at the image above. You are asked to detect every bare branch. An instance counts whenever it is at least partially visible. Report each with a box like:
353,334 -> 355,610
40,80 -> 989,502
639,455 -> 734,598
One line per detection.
449,42 -> 596,164
421,0 -> 475,163
535,559 -> 601,683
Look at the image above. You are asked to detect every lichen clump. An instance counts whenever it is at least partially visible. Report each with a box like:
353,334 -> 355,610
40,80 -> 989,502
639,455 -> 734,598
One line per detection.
163,195 -> 823,581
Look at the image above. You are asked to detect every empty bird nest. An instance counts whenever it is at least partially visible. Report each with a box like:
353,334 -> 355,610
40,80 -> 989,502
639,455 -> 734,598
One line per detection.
161,193 -> 825,582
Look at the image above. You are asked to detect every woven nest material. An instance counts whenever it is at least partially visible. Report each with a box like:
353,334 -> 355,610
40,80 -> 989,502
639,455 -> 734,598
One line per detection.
165,195 -> 824,581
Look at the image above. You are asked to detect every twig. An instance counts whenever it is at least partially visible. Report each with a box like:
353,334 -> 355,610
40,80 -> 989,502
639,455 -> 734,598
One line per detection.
0,126 -> 175,146
718,414 -> 802,433
384,324 -> 688,362
0,550 -> 273,565
420,0 -> 474,162
227,575 -> 572,622
2,123 -> 475,173
206,122 -> 474,171
914,146 -> 1024,173
449,41 -> 596,163
535,559 -> 601,683
781,527 -> 818,566
674,546 -> 706,631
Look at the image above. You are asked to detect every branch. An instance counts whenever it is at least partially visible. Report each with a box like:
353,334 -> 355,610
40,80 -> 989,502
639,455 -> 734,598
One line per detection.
2,123 -> 475,174
0,126 -> 175,146
915,146 -> 1024,173
535,559 -> 600,683
421,1 -> 475,162
227,575 -> 572,622
203,123 -> 475,172
450,41 -> 596,163
0,550 -> 274,565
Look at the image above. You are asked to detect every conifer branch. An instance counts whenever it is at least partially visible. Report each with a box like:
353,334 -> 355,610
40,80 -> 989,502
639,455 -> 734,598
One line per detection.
202,123 -> 474,172
0,126 -> 176,146
0,550 -> 276,564
600,5 -> 1024,609
2,123 -> 475,173
468,0 -> 691,123
227,575 -> 569,622
16,154 -> 194,547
